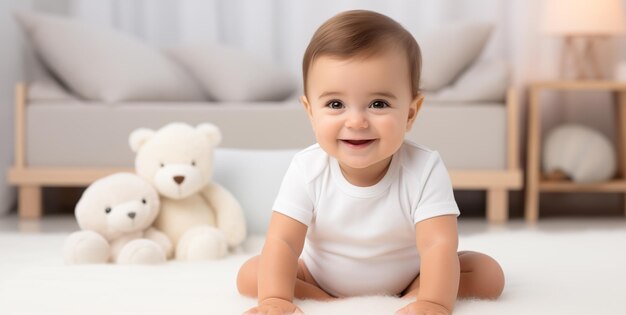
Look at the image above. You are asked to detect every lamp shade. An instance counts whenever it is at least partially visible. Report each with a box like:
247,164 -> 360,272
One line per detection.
542,0 -> 626,35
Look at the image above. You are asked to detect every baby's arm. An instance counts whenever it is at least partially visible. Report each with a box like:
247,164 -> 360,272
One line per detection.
399,215 -> 460,315
247,211 -> 307,315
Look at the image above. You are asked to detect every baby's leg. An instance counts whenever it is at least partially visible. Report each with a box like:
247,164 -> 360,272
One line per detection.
402,251 -> 504,300
456,251 -> 505,298
237,255 -> 334,301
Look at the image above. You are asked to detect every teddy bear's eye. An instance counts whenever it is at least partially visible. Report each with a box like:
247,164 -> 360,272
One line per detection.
160,162 -> 164,168
141,198 -> 147,205
191,160 -> 196,166
105,207 -> 112,214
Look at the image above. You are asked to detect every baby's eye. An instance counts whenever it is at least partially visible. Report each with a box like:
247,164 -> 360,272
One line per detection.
141,198 -> 147,205
369,100 -> 390,109
326,100 -> 344,109
105,206 -> 112,214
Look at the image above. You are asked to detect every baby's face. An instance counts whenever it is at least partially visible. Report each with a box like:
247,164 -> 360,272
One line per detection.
302,49 -> 422,172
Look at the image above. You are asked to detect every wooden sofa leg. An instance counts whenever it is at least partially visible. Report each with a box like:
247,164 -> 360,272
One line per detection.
486,189 -> 508,223
19,185 -> 42,220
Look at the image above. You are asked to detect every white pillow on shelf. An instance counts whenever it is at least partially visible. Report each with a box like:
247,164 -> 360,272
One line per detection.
543,124 -> 616,183
167,43 -> 297,102
418,22 -> 493,91
13,11 -> 205,102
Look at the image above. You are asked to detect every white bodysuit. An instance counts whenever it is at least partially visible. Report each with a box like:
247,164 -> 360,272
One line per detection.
272,141 -> 460,297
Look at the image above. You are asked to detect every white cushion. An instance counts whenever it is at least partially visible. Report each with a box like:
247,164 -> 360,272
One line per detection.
419,22 -> 493,91
168,43 -> 297,102
213,148 -> 298,235
543,124 -> 616,183
14,11 -> 205,102
425,59 -> 509,102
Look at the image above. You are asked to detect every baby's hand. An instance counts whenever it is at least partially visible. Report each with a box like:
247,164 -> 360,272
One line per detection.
243,298 -> 304,315
395,300 -> 451,315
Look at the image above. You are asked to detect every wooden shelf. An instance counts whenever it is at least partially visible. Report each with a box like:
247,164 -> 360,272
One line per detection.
8,167 -> 132,186
540,179 -> 626,192
525,80 -> 626,222
531,81 -> 626,90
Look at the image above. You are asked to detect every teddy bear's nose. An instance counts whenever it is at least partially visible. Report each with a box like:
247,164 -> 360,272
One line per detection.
128,212 -> 136,219
173,175 -> 185,185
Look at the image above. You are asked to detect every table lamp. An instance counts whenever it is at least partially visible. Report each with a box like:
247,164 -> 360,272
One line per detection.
542,0 -> 626,80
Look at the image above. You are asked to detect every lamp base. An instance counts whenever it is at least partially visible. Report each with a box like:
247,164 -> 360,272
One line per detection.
559,36 -> 606,80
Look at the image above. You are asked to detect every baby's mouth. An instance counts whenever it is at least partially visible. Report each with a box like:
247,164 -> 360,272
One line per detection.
340,139 -> 376,147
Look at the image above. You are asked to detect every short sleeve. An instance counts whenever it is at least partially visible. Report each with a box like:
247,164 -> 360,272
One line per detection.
271,159 -> 315,226
412,153 -> 460,224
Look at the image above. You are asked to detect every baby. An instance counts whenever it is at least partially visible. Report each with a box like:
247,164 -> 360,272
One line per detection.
237,10 -> 504,315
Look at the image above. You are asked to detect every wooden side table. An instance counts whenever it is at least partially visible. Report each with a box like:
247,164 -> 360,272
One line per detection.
525,81 -> 626,222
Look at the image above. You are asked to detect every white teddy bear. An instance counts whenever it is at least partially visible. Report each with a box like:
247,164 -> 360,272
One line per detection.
63,172 -> 173,264
129,122 -> 247,260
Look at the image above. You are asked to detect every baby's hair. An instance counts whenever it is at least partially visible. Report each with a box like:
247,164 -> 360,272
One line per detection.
302,10 -> 422,97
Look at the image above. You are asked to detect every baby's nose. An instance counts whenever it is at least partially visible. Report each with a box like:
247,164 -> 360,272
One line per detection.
345,110 -> 369,129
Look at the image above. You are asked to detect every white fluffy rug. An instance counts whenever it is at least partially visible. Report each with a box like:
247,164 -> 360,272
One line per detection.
1,229 -> 625,315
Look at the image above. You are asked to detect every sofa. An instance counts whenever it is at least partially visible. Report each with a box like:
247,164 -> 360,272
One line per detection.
7,11 -> 522,223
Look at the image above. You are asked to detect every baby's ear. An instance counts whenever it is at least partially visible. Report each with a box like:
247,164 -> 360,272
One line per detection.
129,128 -> 155,152
412,94 -> 424,113
406,94 -> 424,131
301,95 -> 314,121
197,123 -> 222,147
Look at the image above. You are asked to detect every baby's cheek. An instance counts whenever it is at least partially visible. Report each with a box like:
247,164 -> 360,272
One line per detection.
381,117 -> 406,135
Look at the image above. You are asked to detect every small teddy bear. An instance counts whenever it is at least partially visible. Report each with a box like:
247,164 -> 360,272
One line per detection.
129,122 -> 247,260
63,172 -> 173,264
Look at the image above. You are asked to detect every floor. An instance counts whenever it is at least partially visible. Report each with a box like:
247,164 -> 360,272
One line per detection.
1,214 -> 625,235
2,214 -> 626,315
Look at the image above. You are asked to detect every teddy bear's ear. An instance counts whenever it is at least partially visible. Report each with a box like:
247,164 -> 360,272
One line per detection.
197,123 -> 222,147
129,128 -> 155,152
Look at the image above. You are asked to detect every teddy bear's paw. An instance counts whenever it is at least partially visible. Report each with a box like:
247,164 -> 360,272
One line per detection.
116,239 -> 166,265
176,226 -> 228,261
224,222 -> 247,248
63,230 -> 110,264
144,228 -> 174,259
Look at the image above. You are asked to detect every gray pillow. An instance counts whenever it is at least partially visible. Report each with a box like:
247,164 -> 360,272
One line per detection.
419,22 -> 493,91
426,59 -> 509,103
14,11 -> 205,102
167,43 -> 297,102
24,53 -> 76,102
